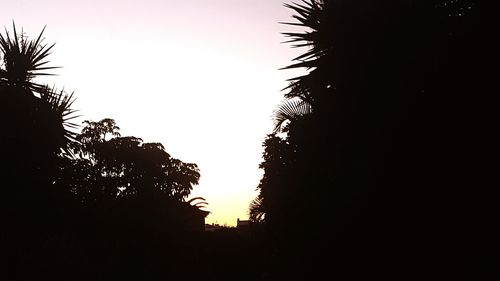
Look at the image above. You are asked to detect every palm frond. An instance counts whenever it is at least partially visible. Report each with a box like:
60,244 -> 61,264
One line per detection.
39,85 -> 80,146
279,1 -> 333,105
249,196 -> 265,223
273,98 -> 312,134
187,197 -> 209,209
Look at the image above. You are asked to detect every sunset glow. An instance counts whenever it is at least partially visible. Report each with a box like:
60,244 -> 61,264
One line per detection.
2,0 -> 304,225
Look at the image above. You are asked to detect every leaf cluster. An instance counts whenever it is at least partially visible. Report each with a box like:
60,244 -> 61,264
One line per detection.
59,118 -> 201,204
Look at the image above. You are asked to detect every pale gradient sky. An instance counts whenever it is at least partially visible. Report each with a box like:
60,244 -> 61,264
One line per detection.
1,0 -> 304,226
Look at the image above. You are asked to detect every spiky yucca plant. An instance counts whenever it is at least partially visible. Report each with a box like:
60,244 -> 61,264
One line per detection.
0,24 -> 57,91
280,0 -> 332,106
0,23 -> 78,155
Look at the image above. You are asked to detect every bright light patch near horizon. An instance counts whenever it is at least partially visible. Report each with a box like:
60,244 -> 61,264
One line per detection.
2,0 -> 305,226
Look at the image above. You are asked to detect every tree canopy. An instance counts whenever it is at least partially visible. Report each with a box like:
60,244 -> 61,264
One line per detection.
58,118 -> 200,204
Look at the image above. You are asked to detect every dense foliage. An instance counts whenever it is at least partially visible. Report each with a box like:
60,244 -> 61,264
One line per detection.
0,25 -> 215,279
252,0 -> 485,278
57,118 -> 200,203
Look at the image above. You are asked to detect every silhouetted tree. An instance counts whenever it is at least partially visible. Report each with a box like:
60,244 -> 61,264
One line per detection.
0,24 -> 77,165
253,0 -> 485,278
57,118 -> 200,204
0,24 -> 77,191
47,118 -> 211,277
0,24 -> 79,279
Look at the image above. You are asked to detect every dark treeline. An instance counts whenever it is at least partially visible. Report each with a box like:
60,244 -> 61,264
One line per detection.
0,25 -> 261,280
251,0 -> 489,279
1,0 -> 490,280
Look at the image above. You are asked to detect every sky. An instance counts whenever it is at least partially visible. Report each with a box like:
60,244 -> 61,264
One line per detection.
1,0 -> 305,226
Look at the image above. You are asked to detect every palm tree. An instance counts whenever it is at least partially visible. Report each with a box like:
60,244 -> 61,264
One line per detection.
255,1 -> 485,277
1,24 -> 79,276
0,24 -> 78,206
0,23 -> 77,162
